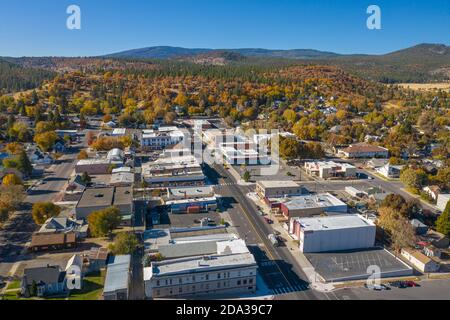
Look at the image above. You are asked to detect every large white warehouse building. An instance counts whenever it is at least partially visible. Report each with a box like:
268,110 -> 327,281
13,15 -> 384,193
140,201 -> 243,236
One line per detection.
290,214 -> 376,253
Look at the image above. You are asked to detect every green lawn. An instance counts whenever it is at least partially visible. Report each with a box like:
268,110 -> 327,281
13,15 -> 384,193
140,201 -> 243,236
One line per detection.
6,280 -> 21,290
68,270 -> 105,300
1,291 -> 20,300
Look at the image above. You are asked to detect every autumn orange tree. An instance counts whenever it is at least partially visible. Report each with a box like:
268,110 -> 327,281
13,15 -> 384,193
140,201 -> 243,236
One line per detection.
2,173 -> 22,186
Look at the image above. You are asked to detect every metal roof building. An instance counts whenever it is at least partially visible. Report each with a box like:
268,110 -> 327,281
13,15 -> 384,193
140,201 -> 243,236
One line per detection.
103,255 -> 131,300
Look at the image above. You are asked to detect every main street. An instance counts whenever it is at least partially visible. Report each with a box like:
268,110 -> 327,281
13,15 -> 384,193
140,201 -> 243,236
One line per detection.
209,163 -> 330,300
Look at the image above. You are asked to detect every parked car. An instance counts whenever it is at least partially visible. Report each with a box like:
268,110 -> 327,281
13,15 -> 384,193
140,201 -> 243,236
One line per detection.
264,217 -> 274,224
364,283 -> 390,291
404,281 -> 420,287
390,281 -> 407,289
268,234 -> 279,247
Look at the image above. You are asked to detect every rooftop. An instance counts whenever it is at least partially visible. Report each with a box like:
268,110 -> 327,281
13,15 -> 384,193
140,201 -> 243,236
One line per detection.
341,143 -> 388,153
76,159 -> 111,166
77,187 -> 115,208
148,251 -> 256,278
110,172 -> 134,185
112,128 -> 127,135
305,161 -> 355,169
31,232 -> 76,247
294,214 -> 374,232
113,186 -> 133,206
165,196 -> 217,206
257,180 -> 300,189
275,193 -> 347,210
104,255 -> 131,293
402,248 -> 433,264
168,186 -> 214,198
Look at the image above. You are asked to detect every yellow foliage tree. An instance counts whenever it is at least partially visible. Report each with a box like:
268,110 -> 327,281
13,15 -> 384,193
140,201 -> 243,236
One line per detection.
2,174 -> 22,186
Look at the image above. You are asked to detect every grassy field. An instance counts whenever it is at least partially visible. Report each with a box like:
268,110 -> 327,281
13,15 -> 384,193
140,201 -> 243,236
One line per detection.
398,83 -> 450,91
6,280 -> 21,290
1,270 -> 105,301
68,270 -> 105,300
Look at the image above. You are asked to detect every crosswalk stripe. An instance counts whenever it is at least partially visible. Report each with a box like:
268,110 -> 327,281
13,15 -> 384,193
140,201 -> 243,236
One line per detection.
272,284 -> 310,295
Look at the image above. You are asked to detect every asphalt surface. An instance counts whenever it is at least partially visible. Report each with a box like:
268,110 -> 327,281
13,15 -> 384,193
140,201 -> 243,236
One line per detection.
0,135 -> 87,265
334,279 -> 450,300
209,163 -> 327,300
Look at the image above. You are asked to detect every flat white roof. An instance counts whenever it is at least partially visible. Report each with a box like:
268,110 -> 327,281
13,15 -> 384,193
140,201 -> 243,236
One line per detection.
150,252 -> 256,277
112,128 -> 127,135
258,180 -> 300,189
169,186 -> 214,197
276,193 -> 347,210
165,196 -> 217,206
294,214 -> 374,232
305,161 -> 355,169
112,166 -> 132,174
76,159 -> 110,165
158,126 -> 179,132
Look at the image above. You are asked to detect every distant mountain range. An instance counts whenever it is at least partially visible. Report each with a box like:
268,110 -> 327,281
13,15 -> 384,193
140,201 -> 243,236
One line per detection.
105,43 -> 449,61
104,43 -> 450,82
1,43 -> 448,84
105,46 -> 342,60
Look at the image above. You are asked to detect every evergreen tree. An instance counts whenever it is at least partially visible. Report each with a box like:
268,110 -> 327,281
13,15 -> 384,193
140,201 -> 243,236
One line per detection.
436,202 -> 450,237
17,151 -> 33,177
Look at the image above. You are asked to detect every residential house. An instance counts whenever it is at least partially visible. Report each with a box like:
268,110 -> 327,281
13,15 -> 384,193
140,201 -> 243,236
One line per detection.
53,139 -> 67,153
21,265 -> 67,297
37,217 -> 88,239
28,148 -> 53,165
29,232 -> 77,252
401,248 -> 440,273
410,219 -> 429,235
422,186 -> 441,201
65,254 -> 83,288
84,247 -> 109,273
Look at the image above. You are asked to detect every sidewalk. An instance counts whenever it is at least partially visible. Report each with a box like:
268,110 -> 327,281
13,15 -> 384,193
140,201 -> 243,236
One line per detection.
244,191 -> 335,293
226,165 -> 255,186
270,221 -> 336,293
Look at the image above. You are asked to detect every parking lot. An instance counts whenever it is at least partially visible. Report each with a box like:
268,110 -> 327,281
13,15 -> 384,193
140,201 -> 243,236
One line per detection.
305,248 -> 413,282
336,279 -> 450,300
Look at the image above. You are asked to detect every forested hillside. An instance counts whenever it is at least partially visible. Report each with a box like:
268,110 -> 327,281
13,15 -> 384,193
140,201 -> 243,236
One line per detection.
0,60 -> 55,94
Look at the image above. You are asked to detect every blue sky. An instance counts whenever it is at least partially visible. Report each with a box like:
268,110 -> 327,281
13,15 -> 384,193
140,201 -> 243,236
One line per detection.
0,0 -> 448,57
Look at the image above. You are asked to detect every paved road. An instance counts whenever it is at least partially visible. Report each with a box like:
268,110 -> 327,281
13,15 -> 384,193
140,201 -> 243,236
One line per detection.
26,155 -> 77,204
0,137 -> 85,265
334,279 -> 450,300
362,169 -> 439,214
210,163 -> 328,300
